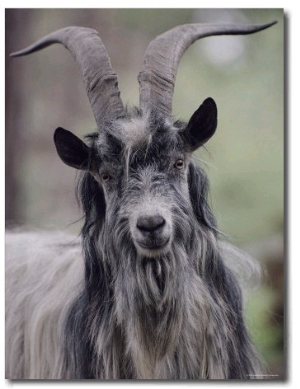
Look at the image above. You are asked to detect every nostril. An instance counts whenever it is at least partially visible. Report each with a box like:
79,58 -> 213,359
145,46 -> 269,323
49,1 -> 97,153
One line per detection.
137,215 -> 166,233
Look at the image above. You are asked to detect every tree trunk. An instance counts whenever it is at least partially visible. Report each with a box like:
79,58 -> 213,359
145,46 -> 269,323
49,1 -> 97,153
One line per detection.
5,10 -> 32,225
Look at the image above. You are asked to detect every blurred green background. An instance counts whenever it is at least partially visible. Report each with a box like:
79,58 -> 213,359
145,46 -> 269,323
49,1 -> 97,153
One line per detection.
5,8 -> 284,379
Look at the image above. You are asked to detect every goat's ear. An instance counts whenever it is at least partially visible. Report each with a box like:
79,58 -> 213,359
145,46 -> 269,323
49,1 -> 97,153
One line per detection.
54,127 -> 91,170
181,98 -> 217,151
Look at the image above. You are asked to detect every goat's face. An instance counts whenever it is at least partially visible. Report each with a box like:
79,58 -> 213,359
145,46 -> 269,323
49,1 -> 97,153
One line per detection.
54,98 -> 217,258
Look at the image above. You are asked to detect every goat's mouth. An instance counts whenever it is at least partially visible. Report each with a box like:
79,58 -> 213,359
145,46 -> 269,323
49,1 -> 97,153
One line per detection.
135,237 -> 170,257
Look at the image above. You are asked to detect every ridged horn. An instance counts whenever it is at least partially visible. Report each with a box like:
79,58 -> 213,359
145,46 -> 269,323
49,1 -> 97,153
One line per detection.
10,26 -> 125,127
138,21 -> 277,117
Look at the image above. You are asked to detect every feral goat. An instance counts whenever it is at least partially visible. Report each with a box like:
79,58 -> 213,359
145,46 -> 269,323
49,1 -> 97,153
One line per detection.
6,21 -> 276,379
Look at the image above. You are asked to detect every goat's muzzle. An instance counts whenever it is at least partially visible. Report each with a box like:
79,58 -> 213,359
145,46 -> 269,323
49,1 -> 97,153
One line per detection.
133,214 -> 171,257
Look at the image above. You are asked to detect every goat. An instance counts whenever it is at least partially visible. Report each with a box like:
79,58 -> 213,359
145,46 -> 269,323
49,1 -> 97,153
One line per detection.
6,21 -> 276,379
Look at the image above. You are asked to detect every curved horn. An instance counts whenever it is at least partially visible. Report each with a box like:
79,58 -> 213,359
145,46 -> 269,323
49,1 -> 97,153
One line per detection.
138,21 -> 277,117
10,26 -> 125,127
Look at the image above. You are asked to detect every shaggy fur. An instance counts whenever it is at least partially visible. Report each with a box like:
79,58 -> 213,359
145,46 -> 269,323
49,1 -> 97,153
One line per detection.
6,111 -> 262,379
5,231 -> 84,379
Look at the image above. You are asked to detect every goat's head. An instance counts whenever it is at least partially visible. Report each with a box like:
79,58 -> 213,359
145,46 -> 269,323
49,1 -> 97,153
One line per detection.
53,96 -> 217,258
11,22 -> 276,259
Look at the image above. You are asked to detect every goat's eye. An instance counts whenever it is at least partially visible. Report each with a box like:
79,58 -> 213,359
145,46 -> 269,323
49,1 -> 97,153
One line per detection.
101,173 -> 112,183
174,159 -> 184,170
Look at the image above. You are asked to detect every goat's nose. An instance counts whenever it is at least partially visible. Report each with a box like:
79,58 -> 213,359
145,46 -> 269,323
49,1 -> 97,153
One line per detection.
136,215 -> 166,234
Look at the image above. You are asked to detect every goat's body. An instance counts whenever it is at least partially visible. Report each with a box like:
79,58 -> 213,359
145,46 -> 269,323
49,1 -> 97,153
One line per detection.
5,228 -> 261,379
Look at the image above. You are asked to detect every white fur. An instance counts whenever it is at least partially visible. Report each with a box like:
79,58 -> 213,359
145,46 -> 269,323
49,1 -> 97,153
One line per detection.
5,230 -> 84,379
